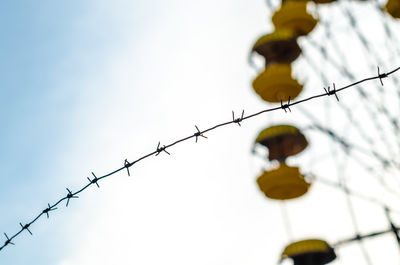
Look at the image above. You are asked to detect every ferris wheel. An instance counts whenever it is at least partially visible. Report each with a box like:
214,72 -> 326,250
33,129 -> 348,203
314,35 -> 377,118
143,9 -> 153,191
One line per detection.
249,0 -> 400,264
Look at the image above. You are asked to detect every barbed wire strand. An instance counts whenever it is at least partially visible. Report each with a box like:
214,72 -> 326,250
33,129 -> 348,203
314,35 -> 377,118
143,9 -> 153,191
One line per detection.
0,67 -> 399,252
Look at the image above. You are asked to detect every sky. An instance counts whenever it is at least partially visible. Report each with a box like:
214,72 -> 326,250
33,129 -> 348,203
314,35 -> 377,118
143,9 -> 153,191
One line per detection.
1,0 -> 400,265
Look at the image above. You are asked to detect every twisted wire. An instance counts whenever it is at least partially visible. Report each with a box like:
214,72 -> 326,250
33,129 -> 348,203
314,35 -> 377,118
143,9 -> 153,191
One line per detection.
0,67 -> 399,252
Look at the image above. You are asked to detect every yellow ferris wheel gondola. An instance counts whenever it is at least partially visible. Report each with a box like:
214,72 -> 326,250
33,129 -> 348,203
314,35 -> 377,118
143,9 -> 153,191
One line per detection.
252,29 -> 301,65
385,0 -> 400,19
272,1 -> 318,35
256,163 -> 310,200
281,239 -> 337,265
252,64 -> 303,103
255,125 -> 308,161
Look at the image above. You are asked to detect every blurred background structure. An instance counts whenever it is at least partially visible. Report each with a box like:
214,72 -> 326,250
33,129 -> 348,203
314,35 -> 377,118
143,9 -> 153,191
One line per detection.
0,0 -> 400,264
249,1 -> 400,265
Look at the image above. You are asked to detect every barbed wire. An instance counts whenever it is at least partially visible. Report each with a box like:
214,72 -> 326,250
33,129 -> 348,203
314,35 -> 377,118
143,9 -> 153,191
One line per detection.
1,66 -> 399,252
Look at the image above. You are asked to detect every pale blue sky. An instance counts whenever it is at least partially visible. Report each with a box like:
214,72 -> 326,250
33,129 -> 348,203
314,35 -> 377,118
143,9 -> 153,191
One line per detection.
1,1 -> 400,265
0,1 -> 147,263
0,1 -> 268,264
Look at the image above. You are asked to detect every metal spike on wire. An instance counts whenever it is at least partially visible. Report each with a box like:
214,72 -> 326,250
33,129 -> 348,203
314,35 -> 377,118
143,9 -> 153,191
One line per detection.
377,66 -> 388,86
232,110 -> 245,126
42,203 -> 57,218
1,66 -> 400,252
281,97 -> 291,113
194,125 -> 207,143
124,159 -> 131,176
324,83 -> 340,101
65,188 -> 78,207
19,223 -> 32,236
3,233 -> 14,246
87,172 -> 100,188
155,142 -> 170,156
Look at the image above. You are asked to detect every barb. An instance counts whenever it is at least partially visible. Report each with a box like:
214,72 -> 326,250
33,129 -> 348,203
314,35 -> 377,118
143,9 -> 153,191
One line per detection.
1,66 -> 400,252
377,66 -> 388,86
87,172 -> 100,188
194,125 -> 207,143
280,97 -> 291,113
19,223 -> 32,236
42,203 -> 57,219
65,188 -> 79,207
155,142 -> 170,156
232,110 -> 245,126
323,83 -> 340,101
124,159 -> 131,176
3,233 -> 14,246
